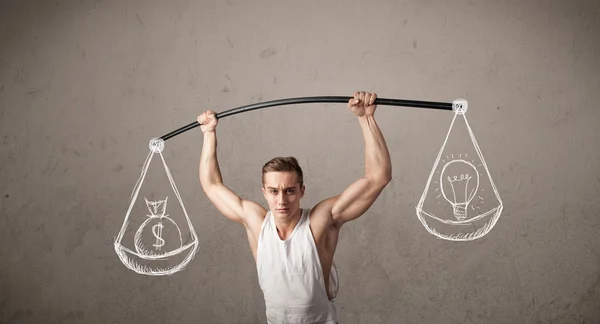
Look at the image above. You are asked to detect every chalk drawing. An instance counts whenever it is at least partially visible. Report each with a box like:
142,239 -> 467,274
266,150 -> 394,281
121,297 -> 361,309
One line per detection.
416,99 -> 503,241
114,138 -> 199,275
134,197 -> 184,256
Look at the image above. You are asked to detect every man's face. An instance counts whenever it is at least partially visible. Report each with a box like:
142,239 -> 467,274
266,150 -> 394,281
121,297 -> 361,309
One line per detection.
262,171 -> 305,219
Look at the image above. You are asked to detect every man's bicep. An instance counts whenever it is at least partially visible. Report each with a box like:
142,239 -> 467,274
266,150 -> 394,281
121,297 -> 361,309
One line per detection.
204,184 -> 265,224
331,176 -> 388,224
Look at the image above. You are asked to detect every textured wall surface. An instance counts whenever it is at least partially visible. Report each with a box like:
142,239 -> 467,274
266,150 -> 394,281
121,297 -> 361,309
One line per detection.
1,0 -> 599,323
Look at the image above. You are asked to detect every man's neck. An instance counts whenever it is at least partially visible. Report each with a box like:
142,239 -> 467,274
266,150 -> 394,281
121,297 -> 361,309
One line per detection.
274,208 -> 302,240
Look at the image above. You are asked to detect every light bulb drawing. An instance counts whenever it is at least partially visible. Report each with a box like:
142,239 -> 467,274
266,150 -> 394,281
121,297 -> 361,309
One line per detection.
416,99 -> 503,241
439,159 -> 480,221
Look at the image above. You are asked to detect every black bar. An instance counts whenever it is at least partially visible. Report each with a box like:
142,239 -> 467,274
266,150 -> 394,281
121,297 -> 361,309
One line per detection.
159,96 -> 453,141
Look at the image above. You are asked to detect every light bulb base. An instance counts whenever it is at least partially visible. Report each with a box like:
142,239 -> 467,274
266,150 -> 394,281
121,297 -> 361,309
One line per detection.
453,205 -> 467,220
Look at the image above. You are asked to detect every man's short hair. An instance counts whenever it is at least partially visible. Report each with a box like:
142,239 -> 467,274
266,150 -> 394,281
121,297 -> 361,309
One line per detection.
262,156 -> 304,188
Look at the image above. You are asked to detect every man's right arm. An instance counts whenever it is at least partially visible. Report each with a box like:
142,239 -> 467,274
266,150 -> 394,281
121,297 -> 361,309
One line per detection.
199,116 -> 265,224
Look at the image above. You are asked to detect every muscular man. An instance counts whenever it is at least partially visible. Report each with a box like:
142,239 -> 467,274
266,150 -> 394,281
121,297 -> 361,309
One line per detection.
198,91 -> 392,324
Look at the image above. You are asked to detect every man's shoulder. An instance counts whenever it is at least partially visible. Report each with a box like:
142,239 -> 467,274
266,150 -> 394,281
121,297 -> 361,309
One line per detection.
309,196 -> 338,215
307,197 -> 338,227
244,203 -> 268,230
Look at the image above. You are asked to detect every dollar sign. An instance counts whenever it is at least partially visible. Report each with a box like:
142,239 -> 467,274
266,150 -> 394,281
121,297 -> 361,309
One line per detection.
152,221 -> 165,250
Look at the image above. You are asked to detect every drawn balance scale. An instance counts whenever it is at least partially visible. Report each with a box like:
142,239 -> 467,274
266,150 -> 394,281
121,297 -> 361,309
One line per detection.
416,99 -> 503,241
115,96 -> 503,275
114,138 -> 199,276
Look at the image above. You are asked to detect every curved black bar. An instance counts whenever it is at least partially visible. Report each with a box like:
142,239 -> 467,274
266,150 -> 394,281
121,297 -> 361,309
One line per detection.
159,96 -> 453,141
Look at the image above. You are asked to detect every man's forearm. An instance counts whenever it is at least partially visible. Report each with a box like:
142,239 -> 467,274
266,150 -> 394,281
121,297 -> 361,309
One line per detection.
199,131 -> 224,189
358,115 -> 392,181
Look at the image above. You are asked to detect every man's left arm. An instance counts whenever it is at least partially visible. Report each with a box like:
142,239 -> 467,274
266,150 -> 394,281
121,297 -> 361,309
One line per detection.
316,91 -> 392,226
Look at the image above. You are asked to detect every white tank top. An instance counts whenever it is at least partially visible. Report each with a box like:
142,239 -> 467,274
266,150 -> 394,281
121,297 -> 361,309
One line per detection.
256,208 -> 339,324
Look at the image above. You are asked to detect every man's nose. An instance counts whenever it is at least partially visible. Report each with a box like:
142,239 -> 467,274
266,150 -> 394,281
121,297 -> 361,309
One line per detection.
277,191 -> 287,203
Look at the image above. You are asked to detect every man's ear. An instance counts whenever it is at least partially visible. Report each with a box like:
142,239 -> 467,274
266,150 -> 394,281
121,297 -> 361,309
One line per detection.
300,185 -> 305,198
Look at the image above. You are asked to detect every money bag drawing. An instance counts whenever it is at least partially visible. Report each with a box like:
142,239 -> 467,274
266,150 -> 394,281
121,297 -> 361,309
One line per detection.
416,100 -> 503,241
134,197 -> 183,256
114,138 -> 199,275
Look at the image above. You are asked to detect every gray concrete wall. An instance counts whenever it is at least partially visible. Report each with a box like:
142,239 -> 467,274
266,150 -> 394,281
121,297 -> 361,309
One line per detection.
1,0 -> 599,323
